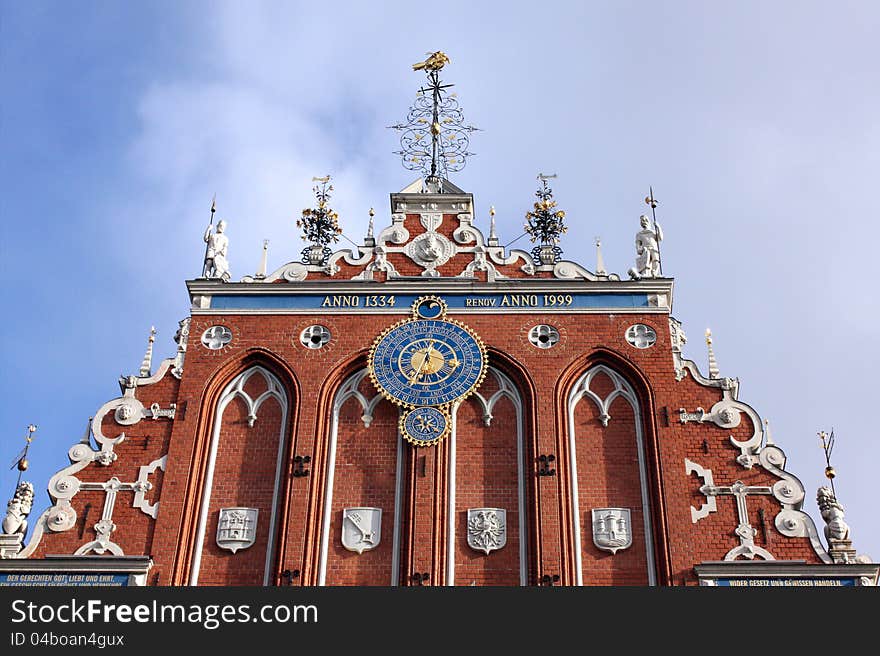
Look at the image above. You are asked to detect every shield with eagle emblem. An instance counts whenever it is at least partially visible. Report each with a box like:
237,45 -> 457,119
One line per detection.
467,508 -> 507,555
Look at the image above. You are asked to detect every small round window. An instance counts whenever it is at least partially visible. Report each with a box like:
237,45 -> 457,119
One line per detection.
528,325 -> 560,349
300,325 -> 331,349
201,325 -> 233,350
625,324 -> 657,349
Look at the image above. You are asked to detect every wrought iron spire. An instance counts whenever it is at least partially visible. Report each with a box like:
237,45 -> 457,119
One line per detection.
390,51 -> 477,191
524,174 -> 568,265
298,176 -> 343,266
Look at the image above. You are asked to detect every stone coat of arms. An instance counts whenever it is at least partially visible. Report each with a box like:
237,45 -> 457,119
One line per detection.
591,508 -> 632,554
467,508 -> 507,555
216,507 -> 258,554
342,507 -> 382,554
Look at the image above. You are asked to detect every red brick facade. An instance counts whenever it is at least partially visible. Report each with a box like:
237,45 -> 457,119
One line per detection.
19,198 -> 832,586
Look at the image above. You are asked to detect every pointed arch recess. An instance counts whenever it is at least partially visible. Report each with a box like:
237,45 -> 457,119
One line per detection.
557,349 -> 669,586
172,349 -> 299,587
316,367 -> 403,585
448,365 -> 529,585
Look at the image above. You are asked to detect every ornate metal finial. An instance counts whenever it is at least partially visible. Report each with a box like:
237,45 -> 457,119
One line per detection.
256,239 -> 269,278
298,176 -> 343,266
524,174 -> 568,265
489,205 -> 497,242
8,425 -> 37,489
763,418 -> 775,445
139,326 -> 156,377
367,208 -> 375,239
79,416 -> 93,446
818,430 -> 837,495
705,328 -> 720,379
390,51 -> 477,191
595,237 -> 607,276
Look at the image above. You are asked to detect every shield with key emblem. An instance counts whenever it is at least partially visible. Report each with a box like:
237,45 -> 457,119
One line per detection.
341,507 -> 382,554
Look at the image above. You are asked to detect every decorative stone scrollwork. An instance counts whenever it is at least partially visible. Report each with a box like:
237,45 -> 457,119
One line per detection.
171,317 -> 190,379
678,401 -> 741,429
685,459 -> 718,522
114,399 -> 143,425
281,263 -> 308,282
553,260 -> 608,281
758,445 -> 830,563
687,457 -> 774,561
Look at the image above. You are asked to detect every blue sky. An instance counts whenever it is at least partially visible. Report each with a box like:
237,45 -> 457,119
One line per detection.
2,2 -> 878,563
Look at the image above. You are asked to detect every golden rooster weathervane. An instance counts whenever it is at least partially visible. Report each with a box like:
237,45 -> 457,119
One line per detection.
412,51 -> 450,72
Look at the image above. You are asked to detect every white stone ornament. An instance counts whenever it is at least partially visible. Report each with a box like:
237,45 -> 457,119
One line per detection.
201,325 -> 233,350
342,507 -> 382,554
627,214 -> 663,279
404,231 -> 455,275
625,324 -> 657,349
203,219 -> 231,282
216,507 -> 258,554
591,508 -> 632,554
467,508 -> 507,555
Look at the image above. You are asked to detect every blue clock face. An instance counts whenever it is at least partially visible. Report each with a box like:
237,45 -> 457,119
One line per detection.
401,407 -> 449,446
370,318 -> 486,407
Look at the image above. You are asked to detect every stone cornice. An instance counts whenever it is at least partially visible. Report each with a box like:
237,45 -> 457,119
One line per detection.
187,277 -> 674,298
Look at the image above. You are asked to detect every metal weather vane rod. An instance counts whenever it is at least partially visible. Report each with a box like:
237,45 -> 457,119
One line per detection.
390,51 -> 477,184
819,429 -> 836,496
644,186 -> 663,276
8,424 -> 37,488
201,195 -> 216,278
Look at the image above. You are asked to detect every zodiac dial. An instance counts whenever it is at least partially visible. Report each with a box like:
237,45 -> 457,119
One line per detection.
368,297 -> 487,446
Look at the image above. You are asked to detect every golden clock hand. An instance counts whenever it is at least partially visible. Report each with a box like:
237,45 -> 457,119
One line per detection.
408,340 -> 434,383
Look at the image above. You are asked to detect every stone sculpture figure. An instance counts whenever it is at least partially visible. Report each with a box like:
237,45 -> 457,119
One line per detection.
628,214 -> 663,279
2,482 -> 34,536
203,219 -> 231,281
817,486 -> 850,542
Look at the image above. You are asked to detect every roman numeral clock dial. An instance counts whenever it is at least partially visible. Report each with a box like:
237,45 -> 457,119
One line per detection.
368,296 -> 487,446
